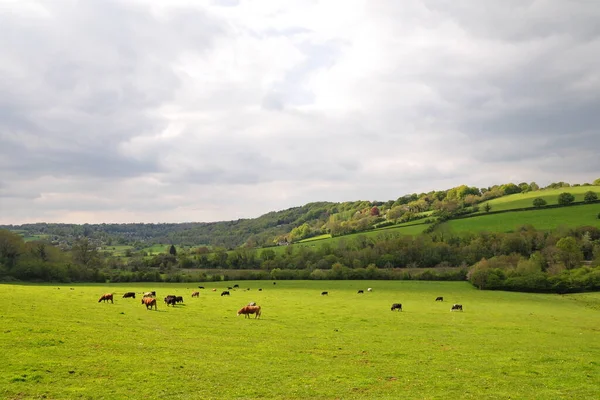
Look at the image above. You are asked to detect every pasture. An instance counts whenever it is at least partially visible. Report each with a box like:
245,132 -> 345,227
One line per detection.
1,281 -> 598,399
442,203 -> 600,234
481,186 -> 600,212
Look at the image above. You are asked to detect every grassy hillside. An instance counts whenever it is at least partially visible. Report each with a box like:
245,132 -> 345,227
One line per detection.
270,221 -> 431,254
442,203 -> 600,234
481,186 -> 600,212
1,281 -> 598,399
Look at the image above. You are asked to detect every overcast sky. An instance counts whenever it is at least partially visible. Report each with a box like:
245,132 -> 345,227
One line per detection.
1,0 -> 599,225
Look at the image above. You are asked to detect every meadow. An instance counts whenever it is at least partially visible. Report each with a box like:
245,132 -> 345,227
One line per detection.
442,203 -> 600,234
481,186 -> 600,212
1,281 -> 599,399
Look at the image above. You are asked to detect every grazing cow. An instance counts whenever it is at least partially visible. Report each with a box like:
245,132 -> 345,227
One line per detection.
221,291 -> 230,296
273,282 -> 276,285
175,296 -> 184,303
367,288 -> 372,292
248,302 -> 257,306
451,304 -> 463,311
357,290 -> 364,294
192,291 -> 200,298
227,286 -> 233,290
237,305 -> 261,319
98,293 -> 113,303
143,292 -> 154,298
436,297 -> 444,302
198,286 -> 204,289
212,288 -> 217,292
391,303 -> 402,311
142,297 -> 157,310
321,291 -> 328,296
233,284 -> 239,288
122,292 -> 136,299
164,295 -> 177,306
258,288 -> 262,291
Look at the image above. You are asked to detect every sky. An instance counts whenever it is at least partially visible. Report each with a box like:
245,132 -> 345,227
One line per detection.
1,0 -> 599,225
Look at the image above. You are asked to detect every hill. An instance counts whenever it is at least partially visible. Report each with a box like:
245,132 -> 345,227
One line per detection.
481,186 -> 600,212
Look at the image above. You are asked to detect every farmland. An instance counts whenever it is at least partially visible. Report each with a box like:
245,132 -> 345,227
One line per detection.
442,203 -> 600,234
480,186 -> 600,212
1,281 -> 599,399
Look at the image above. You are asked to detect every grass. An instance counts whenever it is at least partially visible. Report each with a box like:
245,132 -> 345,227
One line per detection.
1,281 -> 598,399
481,186 -> 600,212
442,203 -> 600,234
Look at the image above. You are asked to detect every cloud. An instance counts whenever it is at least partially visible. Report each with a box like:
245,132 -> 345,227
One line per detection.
1,0 -> 599,224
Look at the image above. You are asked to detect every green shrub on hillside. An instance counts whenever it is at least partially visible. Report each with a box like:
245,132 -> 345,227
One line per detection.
557,192 -> 575,205
532,198 -> 547,208
584,191 -> 598,203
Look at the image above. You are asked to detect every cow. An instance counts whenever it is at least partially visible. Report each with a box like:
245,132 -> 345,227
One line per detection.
248,302 -> 257,306
451,304 -> 463,311
198,286 -> 205,289
367,288 -> 372,292
436,297 -> 444,302
212,288 -> 217,292
142,297 -> 157,310
258,288 -> 262,291
321,291 -> 328,296
273,282 -> 276,285
191,291 -> 200,298
227,286 -> 233,290
122,292 -> 136,299
391,303 -> 402,311
233,284 -> 239,288
98,293 -> 113,303
221,291 -> 230,296
357,290 -> 364,294
143,292 -> 155,298
164,295 -> 177,306
175,296 -> 184,303
237,305 -> 261,319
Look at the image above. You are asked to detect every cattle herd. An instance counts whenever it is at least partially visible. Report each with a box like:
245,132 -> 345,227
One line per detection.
98,284 -> 465,316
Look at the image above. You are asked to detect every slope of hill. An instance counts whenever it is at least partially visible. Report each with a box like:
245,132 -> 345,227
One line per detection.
442,203 -> 600,234
481,186 -> 600,212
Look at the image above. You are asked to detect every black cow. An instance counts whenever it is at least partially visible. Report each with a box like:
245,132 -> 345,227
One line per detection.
198,286 -> 204,289
233,284 -> 239,288
227,286 -> 233,290
164,295 -> 177,306
273,282 -> 276,285
435,297 -> 444,302
357,290 -> 364,294
221,291 -> 230,296
391,303 -> 402,311
321,291 -> 328,296
451,304 -> 463,311
122,292 -> 136,299
258,288 -> 262,291
175,296 -> 184,303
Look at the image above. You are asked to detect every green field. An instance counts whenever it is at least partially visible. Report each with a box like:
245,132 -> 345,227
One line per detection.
482,186 -> 600,212
442,203 -> 600,234
271,222 -> 431,254
1,281 -> 598,399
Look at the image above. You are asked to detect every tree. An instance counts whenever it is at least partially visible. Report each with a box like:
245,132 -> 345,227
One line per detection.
593,178 -> 600,186
557,192 -> 575,206
529,182 -> 540,191
0,230 -> 25,268
484,203 -> 491,213
370,206 -> 380,216
72,237 -> 100,269
584,191 -> 598,203
169,244 -> 177,256
533,198 -> 547,208
556,237 -> 583,269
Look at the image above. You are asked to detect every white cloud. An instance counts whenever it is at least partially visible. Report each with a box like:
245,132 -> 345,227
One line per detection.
1,0 -> 599,224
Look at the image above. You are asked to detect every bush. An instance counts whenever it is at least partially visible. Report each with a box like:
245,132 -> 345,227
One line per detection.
584,191 -> 598,203
533,198 -> 547,208
557,192 -> 575,206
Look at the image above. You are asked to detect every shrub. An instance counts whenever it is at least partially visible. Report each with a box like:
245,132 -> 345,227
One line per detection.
557,192 -> 575,206
584,191 -> 598,203
533,198 -> 547,208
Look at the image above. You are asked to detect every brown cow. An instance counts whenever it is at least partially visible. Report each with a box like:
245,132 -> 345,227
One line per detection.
98,293 -> 113,303
237,305 -> 261,319
142,297 -> 157,310
192,291 -> 200,297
